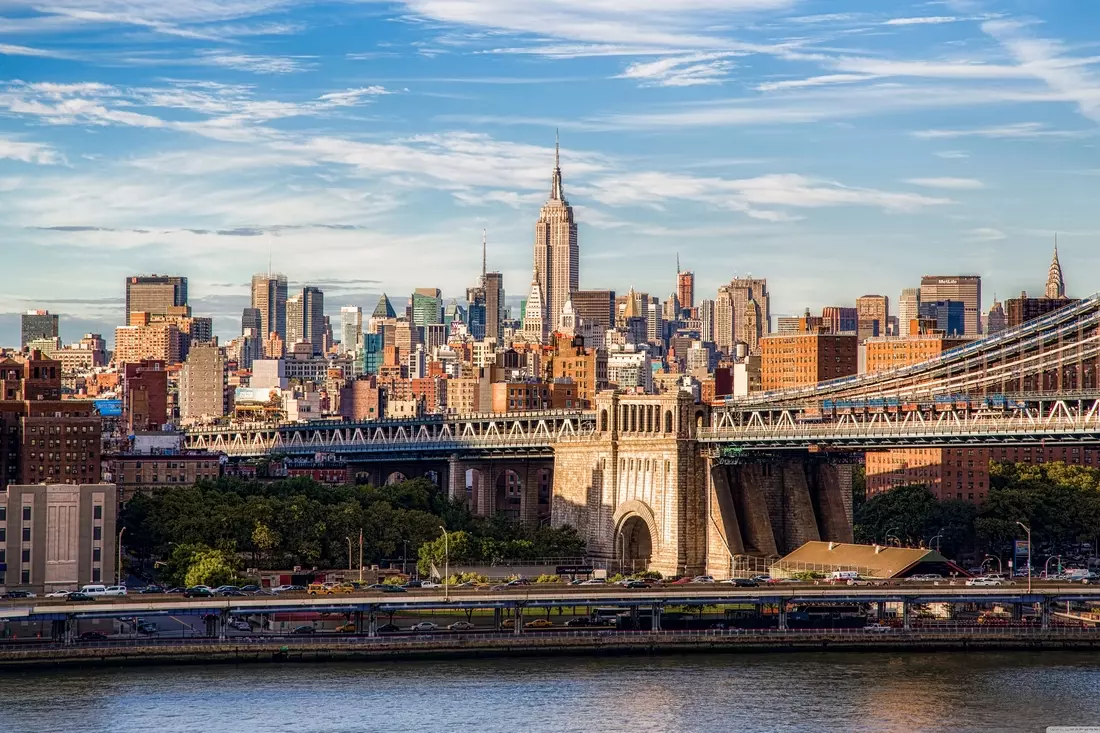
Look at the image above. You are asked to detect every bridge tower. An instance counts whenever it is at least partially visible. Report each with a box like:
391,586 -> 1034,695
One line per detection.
552,391 -> 710,578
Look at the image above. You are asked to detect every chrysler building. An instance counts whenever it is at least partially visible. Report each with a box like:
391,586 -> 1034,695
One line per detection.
533,132 -> 579,339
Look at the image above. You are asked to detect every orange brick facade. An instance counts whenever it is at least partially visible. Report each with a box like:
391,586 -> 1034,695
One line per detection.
760,334 -> 858,390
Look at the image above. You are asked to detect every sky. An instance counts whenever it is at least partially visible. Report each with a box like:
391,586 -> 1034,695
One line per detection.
2,0 -> 1099,345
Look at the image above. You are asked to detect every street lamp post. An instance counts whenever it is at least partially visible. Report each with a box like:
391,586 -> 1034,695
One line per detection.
346,536 -> 353,574
117,527 -> 126,587
1044,555 -> 1062,579
983,554 -> 1003,575
439,526 -> 449,601
403,540 -> 409,576
930,530 -> 943,553
1017,521 -> 1032,593
358,529 -> 364,583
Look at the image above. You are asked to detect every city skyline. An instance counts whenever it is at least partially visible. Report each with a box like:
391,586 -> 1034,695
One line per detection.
3,0 -> 1100,345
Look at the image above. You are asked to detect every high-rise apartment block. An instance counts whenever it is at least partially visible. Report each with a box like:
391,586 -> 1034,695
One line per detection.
179,341 -> 228,426
122,360 -> 168,433
286,287 -> 325,355
0,352 -> 102,492
114,321 -> 181,366
125,275 -> 187,325
251,273 -> 288,342
533,135 -> 579,336
20,310 -> 59,348
677,269 -> 695,311
760,333 -> 858,390
340,306 -> 363,355
920,275 -> 981,336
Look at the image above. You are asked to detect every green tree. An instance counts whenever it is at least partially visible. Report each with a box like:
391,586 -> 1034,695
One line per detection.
183,548 -> 240,587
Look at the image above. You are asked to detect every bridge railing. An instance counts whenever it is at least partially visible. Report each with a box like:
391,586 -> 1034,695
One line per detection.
700,415 -> 1100,442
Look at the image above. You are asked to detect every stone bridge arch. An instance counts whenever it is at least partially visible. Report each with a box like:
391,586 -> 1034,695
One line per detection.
612,500 -> 660,575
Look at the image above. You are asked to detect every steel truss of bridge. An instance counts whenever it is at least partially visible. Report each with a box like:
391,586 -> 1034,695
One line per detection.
184,411 -> 596,459
703,395 -> 1100,450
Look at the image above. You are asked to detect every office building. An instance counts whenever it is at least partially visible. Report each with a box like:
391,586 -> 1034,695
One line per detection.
340,306 -> 363,355
533,134 -> 579,334
821,306 -> 857,335
179,341 -> 228,426
412,289 -> 443,329
920,275 -> 981,336
20,310 -> 58,349
572,290 -> 615,337
919,300 -> 965,336
0,483 -> 117,593
1047,244 -> 1066,299
760,333 -> 858,390
776,316 -> 801,334
251,273 -> 288,341
863,334 -> 969,374
897,289 -> 920,337
856,295 -> 889,342
484,272 -> 505,341
241,307 -> 262,335
125,275 -> 187,325
699,299 -> 715,343
677,267 -> 695,311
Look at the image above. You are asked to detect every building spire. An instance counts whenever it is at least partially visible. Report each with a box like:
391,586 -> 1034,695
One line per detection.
1046,234 -> 1066,299
677,252 -> 681,275
481,229 -> 487,280
550,130 -> 564,201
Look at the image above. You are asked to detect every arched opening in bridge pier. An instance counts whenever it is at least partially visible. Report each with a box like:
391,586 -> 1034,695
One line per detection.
423,470 -> 441,488
385,471 -> 408,486
536,467 -> 553,522
616,516 -> 653,575
495,470 -> 521,521
465,468 -> 486,515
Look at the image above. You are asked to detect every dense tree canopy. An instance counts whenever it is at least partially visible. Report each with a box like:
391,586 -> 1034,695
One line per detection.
121,477 -> 586,576
855,462 -> 1100,562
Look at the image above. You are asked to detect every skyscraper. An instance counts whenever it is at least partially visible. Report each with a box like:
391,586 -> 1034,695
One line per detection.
987,298 -> 1007,335
920,275 -> 981,336
484,272 -> 504,340
302,287 -> 325,355
340,306 -> 363,355
856,295 -> 889,342
241,307 -> 262,336
521,269 -> 547,344
286,293 -> 304,346
1046,242 -> 1066,300
533,133 -> 579,334
21,310 -> 58,348
700,299 -> 716,343
821,306 -> 857,335
677,256 -> 695,312
251,273 -> 288,341
898,288 -> 920,337
125,275 -> 187,324
412,288 -> 443,328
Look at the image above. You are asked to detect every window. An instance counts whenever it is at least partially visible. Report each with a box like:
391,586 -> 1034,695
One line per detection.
0,529 -> 5,542
21,569 -> 30,584
93,505 -> 102,520
92,547 -> 101,562
0,550 -> 5,564
21,528 -> 30,542
20,549 -> 29,563
0,507 -> 5,521
93,526 -> 102,541
22,506 -> 30,521
92,568 -> 101,583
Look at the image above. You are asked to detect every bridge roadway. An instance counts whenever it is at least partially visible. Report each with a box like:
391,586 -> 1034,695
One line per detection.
5,584 -> 1100,622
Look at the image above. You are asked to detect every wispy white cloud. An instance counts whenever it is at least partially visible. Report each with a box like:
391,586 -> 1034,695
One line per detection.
905,177 -> 985,190
967,227 -> 1007,241
934,150 -> 970,159
317,86 -> 394,106
0,138 -> 65,165
194,50 -> 313,74
618,52 -> 740,87
0,42 -> 68,58
883,16 -> 964,26
755,73 -> 875,91
913,122 -> 1088,139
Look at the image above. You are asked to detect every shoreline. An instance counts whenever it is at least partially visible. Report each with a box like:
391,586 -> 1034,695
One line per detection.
4,630 -> 1100,670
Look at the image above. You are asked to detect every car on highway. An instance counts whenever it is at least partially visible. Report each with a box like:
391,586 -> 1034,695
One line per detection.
77,631 -> 108,642
377,623 -> 400,633
500,618 -> 516,629
381,585 -> 407,593
448,621 -> 475,631
184,586 -> 215,598
271,584 -> 304,594
138,586 -> 165,594
966,576 -> 1007,586
292,625 -> 316,634
525,618 -> 554,629
692,576 -> 716,584
578,579 -> 606,586
751,575 -> 772,584
565,618 -> 591,627
45,589 -> 73,598
3,590 -> 37,599
722,578 -> 758,587
419,581 -> 442,590
66,592 -> 95,602
623,581 -> 650,589
103,586 -> 128,597
864,624 -> 892,632
229,620 -> 252,632
410,622 -> 439,632
335,622 -> 357,633
164,587 -> 186,594
240,585 -> 262,594
215,585 -> 241,595
136,621 -> 158,634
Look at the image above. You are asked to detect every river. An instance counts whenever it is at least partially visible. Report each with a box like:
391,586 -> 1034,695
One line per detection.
2,651 -> 1099,732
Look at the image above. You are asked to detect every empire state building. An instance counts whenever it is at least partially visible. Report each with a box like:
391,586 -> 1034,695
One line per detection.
533,133 -> 579,336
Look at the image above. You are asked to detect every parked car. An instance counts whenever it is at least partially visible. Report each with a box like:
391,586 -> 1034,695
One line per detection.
448,621 -> 475,631
3,590 -> 37,599
410,622 -> 438,632
184,587 -> 215,598
525,618 -> 554,629
103,586 -> 128,597
377,623 -> 400,633
77,631 -> 108,642
292,625 -> 316,634
67,592 -> 95,602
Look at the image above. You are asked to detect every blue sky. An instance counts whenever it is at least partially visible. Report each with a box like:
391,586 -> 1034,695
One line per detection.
1,0 -> 1099,345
